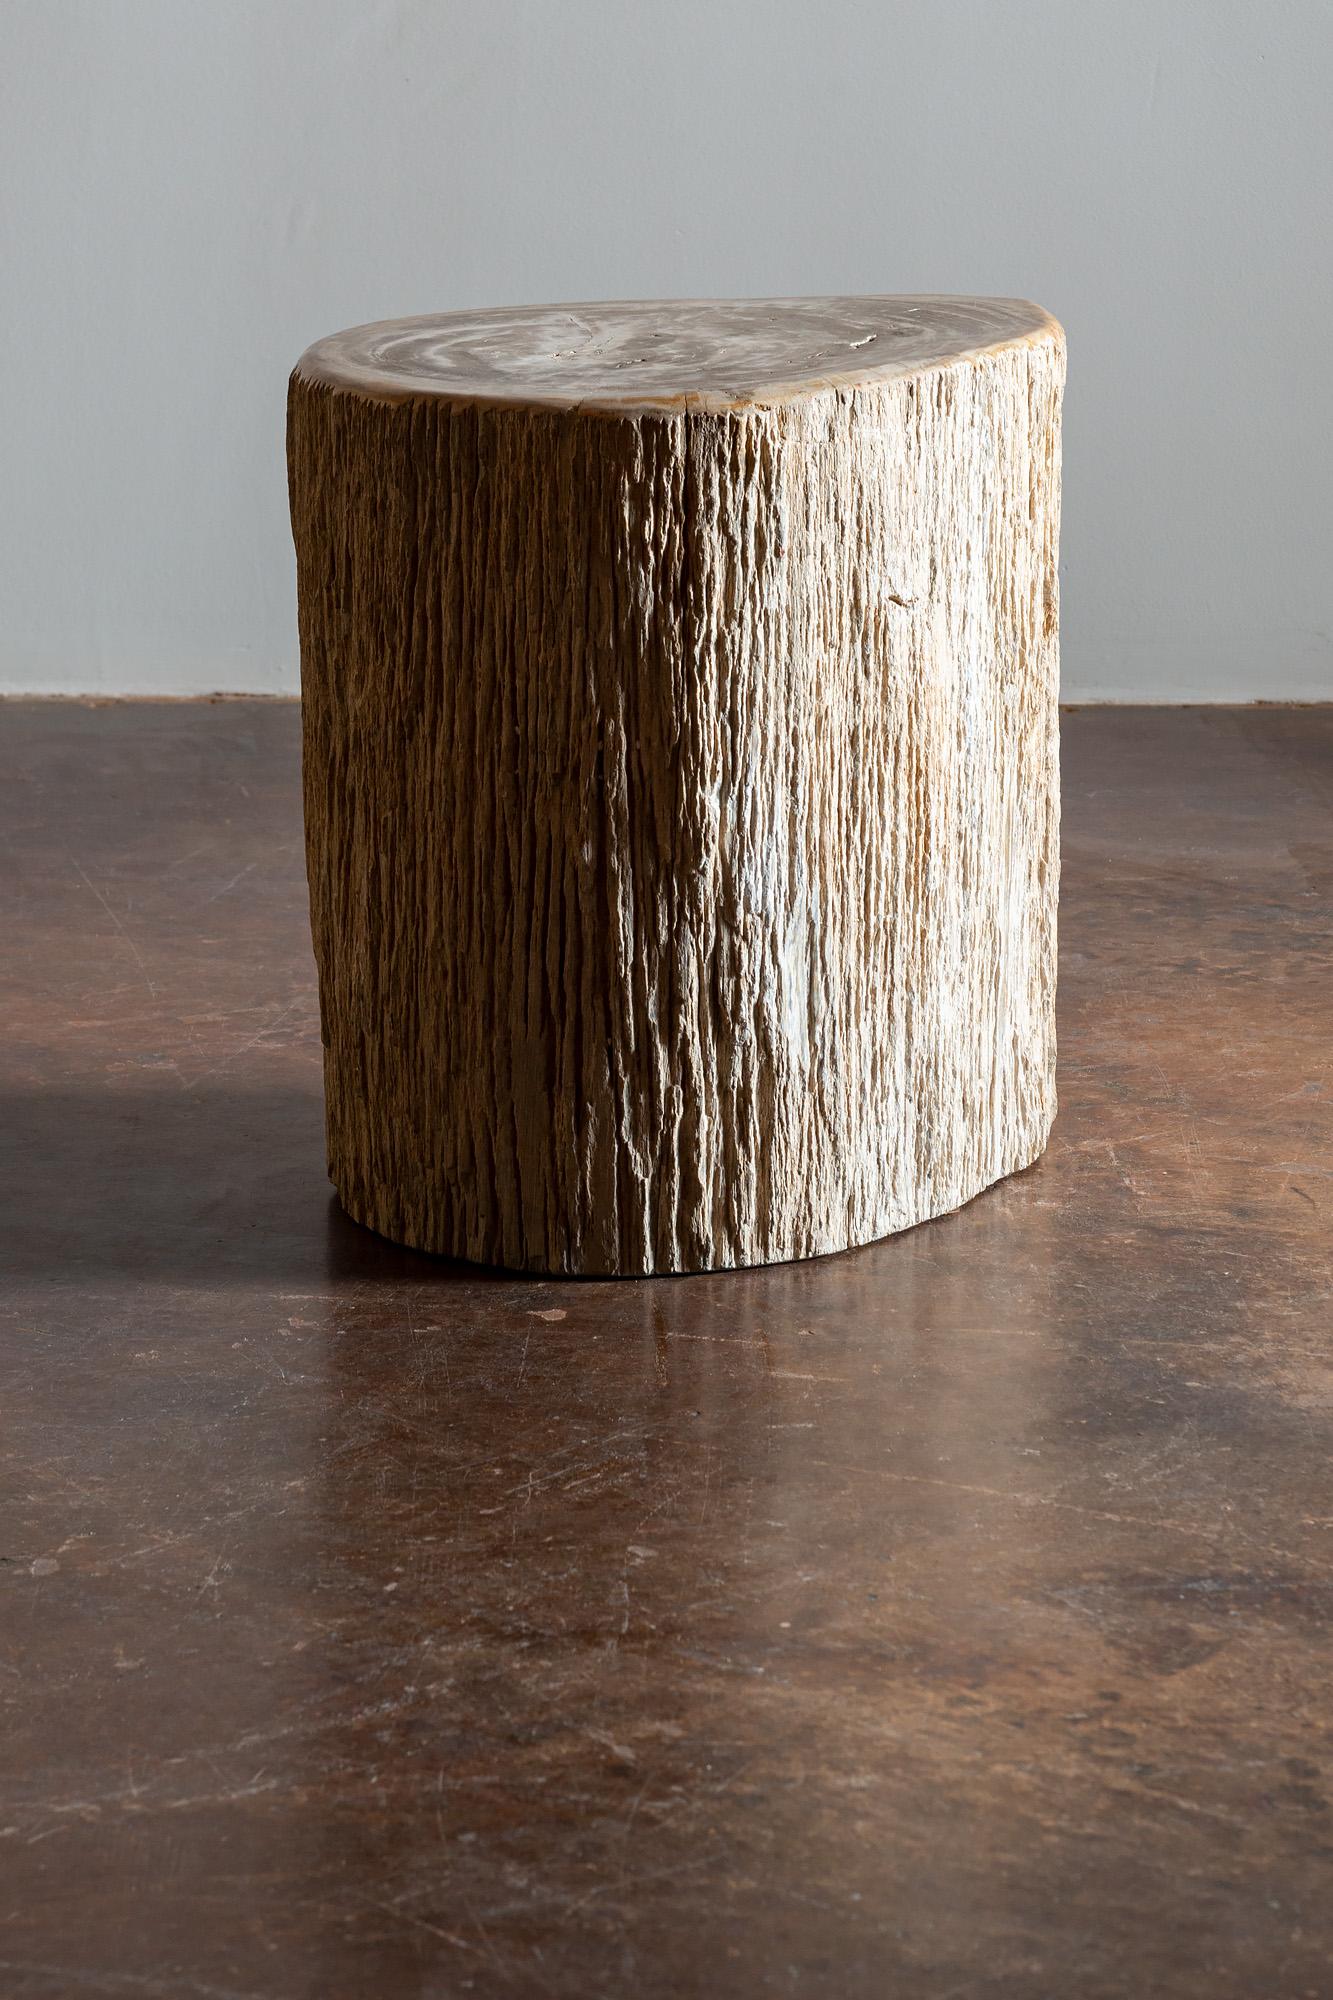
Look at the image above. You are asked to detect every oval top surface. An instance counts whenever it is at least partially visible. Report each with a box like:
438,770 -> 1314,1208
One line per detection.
295,296 -> 1059,413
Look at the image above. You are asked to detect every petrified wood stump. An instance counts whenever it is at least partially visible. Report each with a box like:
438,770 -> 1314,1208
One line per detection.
288,296 -> 1065,1275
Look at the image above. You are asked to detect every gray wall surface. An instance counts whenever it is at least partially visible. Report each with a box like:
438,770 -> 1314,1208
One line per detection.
3,0 -> 1330,699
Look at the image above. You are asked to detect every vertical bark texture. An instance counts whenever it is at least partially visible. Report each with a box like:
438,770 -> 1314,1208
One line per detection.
289,298 -> 1065,1274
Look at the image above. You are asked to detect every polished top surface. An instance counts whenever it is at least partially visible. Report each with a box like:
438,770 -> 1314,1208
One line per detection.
294,295 -> 1060,412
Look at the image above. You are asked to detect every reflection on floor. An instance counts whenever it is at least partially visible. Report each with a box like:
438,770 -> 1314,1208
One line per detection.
1,701 -> 1329,1999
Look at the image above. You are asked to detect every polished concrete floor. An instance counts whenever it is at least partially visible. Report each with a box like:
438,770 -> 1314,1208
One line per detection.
1,701 -> 1329,1999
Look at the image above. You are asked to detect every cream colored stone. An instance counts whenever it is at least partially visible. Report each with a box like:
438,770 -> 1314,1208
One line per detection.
288,296 -> 1065,1274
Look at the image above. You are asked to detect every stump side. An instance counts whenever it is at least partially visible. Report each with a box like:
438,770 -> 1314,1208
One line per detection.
288,327 -> 1065,1274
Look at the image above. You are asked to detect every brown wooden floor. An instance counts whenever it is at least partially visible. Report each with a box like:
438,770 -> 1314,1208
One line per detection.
0,702 -> 1329,1999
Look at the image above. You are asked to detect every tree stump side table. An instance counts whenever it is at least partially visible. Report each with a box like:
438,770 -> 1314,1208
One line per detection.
288,296 -> 1065,1275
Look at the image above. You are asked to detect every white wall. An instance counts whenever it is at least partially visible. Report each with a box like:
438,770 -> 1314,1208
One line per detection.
3,0 -> 1330,700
